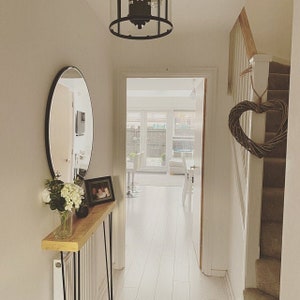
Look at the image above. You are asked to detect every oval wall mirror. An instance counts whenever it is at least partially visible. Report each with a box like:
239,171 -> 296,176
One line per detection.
45,66 -> 93,182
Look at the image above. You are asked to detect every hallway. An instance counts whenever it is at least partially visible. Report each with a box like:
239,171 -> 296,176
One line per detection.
113,175 -> 229,300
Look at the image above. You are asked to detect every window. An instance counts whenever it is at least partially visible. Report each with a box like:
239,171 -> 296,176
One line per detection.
146,112 -> 167,167
126,110 -> 196,171
126,112 -> 141,158
172,111 -> 195,157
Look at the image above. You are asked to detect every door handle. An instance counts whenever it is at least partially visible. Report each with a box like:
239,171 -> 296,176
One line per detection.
190,165 -> 200,169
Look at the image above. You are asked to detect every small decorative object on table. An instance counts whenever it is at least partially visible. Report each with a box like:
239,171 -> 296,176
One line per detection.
42,175 -> 84,239
75,196 -> 89,219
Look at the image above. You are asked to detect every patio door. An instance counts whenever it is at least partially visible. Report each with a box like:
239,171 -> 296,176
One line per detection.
144,112 -> 168,172
127,111 -> 169,172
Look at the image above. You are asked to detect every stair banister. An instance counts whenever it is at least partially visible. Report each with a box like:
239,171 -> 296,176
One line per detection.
238,8 -> 257,59
230,7 -> 289,298
229,5 -> 275,288
229,6 -> 274,289
243,54 -> 272,288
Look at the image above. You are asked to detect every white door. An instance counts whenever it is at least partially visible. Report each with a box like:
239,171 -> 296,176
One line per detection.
192,79 -> 205,268
50,84 -> 74,181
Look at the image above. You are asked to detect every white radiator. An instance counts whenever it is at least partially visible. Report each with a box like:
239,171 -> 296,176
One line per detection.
53,253 -> 73,300
53,235 -> 97,300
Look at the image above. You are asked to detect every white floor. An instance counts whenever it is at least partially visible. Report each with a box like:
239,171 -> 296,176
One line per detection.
113,174 -> 229,300
134,172 -> 185,187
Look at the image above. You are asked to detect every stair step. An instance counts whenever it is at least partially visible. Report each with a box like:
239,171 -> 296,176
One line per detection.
263,158 -> 286,188
256,258 -> 281,298
260,222 -> 282,259
268,73 -> 290,90
249,61 -> 289,300
265,109 -> 288,134
264,132 -> 286,158
244,288 -> 277,300
262,188 -> 284,222
267,90 -> 289,103
269,61 -> 290,74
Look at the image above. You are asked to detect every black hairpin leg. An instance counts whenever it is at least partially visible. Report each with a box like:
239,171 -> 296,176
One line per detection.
78,251 -> 81,300
109,213 -> 113,300
73,253 -> 77,300
60,251 -> 66,300
103,212 -> 114,300
72,252 -> 81,300
103,222 -> 111,300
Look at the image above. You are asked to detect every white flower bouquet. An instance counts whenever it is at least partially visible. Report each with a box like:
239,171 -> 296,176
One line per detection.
42,176 -> 84,212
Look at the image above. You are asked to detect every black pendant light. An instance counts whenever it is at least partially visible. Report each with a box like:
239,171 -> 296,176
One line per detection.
110,0 -> 173,40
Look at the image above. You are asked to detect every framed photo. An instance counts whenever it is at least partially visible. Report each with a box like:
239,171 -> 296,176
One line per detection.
85,176 -> 115,206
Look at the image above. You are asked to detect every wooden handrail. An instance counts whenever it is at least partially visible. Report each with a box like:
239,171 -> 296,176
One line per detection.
238,8 -> 257,59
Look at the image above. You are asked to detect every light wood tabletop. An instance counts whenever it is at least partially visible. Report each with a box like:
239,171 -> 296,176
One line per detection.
41,201 -> 116,252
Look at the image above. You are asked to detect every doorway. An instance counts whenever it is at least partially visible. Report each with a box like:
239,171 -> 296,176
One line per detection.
126,77 -> 205,266
113,69 -> 217,276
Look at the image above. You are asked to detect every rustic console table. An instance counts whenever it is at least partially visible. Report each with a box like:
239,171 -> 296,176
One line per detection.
42,202 -> 116,300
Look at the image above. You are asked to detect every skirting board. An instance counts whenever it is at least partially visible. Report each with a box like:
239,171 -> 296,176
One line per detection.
225,271 -> 235,300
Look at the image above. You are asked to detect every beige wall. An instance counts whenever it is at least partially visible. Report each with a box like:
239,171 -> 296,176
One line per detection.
2,0 -> 281,298
245,0 -> 293,63
0,1 -> 113,299
280,0 -> 300,298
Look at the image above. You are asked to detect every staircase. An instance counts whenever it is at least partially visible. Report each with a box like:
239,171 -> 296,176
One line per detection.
244,62 -> 290,300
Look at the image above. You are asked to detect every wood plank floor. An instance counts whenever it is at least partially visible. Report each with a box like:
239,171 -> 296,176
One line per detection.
113,184 -> 229,300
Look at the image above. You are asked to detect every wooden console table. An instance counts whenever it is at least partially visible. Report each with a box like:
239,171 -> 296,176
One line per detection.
42,202 -> 116,300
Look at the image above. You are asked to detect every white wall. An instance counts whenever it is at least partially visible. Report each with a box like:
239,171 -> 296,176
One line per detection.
128,97 -> 196,111
280,0 -> 300,298
0,1 -> 113,299
112,31 -> 233,272
245,0 -> 293,63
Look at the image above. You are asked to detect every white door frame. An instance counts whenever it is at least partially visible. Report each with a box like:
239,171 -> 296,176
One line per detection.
112,68 -> 218,276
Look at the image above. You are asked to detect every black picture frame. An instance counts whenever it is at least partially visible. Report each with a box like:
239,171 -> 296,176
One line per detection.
84,176 -> 115,206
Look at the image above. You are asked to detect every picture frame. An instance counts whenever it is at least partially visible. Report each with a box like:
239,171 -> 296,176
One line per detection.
84,176 -> 115,206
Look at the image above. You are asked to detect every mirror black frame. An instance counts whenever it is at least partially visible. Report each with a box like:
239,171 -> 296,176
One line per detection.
45,66 -> 93,180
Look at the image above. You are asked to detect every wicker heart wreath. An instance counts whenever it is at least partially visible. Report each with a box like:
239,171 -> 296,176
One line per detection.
228,99 -> 288,158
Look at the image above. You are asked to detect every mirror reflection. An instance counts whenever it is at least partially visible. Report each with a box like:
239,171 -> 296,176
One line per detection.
46,66 -> 93,182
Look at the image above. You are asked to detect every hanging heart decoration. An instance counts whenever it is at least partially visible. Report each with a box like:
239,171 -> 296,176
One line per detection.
228,99 -> 288,158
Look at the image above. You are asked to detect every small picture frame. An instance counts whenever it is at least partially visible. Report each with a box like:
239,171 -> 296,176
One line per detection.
84,176 -> 115,206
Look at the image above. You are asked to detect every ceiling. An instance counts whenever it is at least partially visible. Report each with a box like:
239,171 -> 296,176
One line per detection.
127,78 -> 204,97
127,78 -> 201,111
84,1 -> 246,96
86,0 -> 245,36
